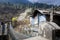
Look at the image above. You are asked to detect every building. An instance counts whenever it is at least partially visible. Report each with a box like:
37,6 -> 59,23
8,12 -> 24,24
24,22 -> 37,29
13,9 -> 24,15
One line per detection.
30,9 -> 60,26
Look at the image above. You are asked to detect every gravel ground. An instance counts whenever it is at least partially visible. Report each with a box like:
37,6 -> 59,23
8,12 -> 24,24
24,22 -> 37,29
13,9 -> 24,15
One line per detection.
24,36 -> 49,40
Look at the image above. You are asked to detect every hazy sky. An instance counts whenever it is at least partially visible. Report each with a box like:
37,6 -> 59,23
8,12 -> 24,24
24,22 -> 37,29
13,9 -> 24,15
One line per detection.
28,0 -> 60,5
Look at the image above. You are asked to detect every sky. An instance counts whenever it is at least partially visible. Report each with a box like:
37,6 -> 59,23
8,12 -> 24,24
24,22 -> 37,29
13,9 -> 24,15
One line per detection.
28,0 -> 60,5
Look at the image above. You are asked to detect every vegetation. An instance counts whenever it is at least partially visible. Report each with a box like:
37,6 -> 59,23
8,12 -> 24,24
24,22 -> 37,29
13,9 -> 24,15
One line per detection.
0,2 -> 60,22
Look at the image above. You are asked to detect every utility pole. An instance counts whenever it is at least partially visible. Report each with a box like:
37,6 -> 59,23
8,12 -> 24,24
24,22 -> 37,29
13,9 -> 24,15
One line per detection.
38,14 -> 39,27
50,6 -> 54,22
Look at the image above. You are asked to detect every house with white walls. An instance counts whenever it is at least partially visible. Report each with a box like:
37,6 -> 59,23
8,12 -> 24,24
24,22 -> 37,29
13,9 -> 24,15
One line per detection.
30,10 -> 48,26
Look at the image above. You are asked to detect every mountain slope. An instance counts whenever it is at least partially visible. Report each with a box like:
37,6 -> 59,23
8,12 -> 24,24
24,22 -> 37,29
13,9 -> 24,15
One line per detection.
0,0 -> 60,5
0,0 -> 31,4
